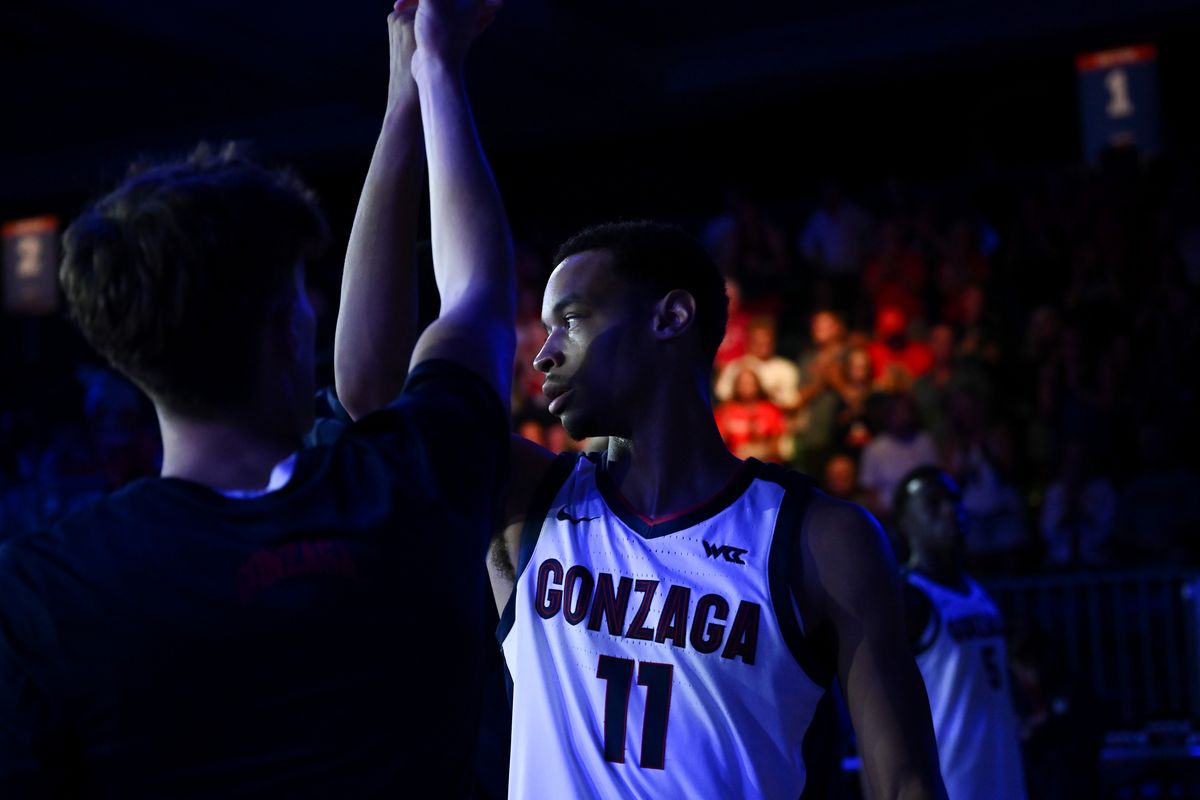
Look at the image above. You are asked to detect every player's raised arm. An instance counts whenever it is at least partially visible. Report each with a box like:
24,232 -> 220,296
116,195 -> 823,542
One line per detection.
801,498 -> 947,800
407,0 -> 514,406
335,6 -> 426,420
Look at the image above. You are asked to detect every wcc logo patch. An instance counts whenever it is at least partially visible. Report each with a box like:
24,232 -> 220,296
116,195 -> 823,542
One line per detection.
703,541 -> 749,565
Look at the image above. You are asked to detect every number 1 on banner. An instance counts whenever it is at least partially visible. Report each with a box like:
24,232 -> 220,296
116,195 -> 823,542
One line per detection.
596,655 -> 674,769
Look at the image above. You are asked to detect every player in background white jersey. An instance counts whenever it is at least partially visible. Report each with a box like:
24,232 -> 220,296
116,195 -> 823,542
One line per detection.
332,12 -> 944,799
895,466 -> 1027,800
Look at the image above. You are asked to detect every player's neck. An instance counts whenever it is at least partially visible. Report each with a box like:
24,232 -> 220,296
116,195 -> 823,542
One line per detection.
156,403 -> 303,493
603,392 -> 742,521
911,551 -> 967,592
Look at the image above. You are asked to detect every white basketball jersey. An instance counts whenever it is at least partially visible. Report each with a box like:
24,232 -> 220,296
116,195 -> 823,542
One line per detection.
500,454 -> 838,799
905,571 -> 1027,800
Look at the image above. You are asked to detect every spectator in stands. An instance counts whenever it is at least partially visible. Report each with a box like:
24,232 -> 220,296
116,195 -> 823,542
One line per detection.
1039,440 -> 1116,567
1038,323 -> 1114,449
952,284 -> 1002,371
702,190 -> 790,292
859,392 -> 938,518
863,219 -> 926,324
936,219 -> 991,325
912,323 -> 989,455
946,391 -> 1030,573
792,310 -> 850,472
1115,423 -> 1200,562
799,181 -> 874,310
713,278 -> 751,371
823,452 -> 869,507
713,368 -> 787,462
832,346 -> 880,457
714,316 -> 800,412
868,306 -> 934,390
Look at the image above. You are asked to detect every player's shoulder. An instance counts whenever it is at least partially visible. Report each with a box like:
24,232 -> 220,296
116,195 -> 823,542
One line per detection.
791,487 -> 897,601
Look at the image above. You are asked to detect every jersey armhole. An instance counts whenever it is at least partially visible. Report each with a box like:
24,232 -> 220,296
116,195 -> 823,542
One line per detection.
496,452 -> 577,645
763,465 -> 837,688
903,577 -> 941,656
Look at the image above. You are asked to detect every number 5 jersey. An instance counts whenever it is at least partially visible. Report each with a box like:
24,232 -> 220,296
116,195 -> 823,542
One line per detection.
905,570 -> 1027,800
499,454 -> 839,799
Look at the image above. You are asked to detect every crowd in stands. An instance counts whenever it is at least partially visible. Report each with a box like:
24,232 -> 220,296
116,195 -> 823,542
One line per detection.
5,155 -> 1200,575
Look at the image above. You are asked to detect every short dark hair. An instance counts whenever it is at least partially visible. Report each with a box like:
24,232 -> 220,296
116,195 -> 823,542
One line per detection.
553,221 -> 728,365
892,465 -> 960,522
60,143 -> 329,416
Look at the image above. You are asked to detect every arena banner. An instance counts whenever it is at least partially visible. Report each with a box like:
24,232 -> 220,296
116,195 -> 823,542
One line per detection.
2,215 -> 59,315
1076,44 -> 1161,165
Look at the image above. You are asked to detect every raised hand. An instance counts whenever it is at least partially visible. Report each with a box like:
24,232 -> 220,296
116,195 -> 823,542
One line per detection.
410,0 -> 500,72
387,2 -> 420,112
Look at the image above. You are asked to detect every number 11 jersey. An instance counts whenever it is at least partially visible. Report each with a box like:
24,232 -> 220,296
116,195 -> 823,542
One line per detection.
499,454 -> 838,799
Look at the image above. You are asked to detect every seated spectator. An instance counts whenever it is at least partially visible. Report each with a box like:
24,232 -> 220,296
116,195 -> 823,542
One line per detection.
832,346 -> 883,457
702,190 -> 790,291
713,278 -> 752,371
714,369 -> 787,463
714,316 -> 800,412
1039,440 -> 1116,567
952,284 -> 1002,370
792,310 -> 849,471
1038,324 -> 1114,447
946,397 -> 1030,572
868,306 -> 934,389
863,219 -> 926,324
859,392 -> 938,518
936,219 -> 991,324
823,452 -> 870,507
1114,423 -> 1200,562
912,323 -> 990,454
799,181 -> 875,311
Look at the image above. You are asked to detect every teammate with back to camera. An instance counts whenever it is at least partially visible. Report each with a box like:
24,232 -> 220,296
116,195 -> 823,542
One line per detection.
0,0 -> 513,796
895,466 -> 1028,800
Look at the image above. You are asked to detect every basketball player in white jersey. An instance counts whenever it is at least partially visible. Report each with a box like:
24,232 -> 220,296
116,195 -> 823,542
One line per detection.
330,16 -> 945,788
895,466 -> 1027,799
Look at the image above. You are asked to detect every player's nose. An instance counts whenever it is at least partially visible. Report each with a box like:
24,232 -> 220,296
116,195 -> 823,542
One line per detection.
533,334 -> 563,373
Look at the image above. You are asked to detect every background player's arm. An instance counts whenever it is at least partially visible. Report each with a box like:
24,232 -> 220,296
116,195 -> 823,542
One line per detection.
406,0 -> 514,405
799,498 -> 946,800
334,8 -> 426,420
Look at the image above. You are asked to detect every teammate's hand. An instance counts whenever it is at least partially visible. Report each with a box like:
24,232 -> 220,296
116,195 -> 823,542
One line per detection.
386,1 -> 420,112
411,0 -> 501,73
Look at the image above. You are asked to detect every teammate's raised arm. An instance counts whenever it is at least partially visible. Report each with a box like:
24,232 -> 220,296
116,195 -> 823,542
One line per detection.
335,6 -> 426,419
408,0 -> 514,406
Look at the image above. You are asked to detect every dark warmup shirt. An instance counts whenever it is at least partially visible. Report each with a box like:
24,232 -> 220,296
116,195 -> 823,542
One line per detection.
0,360 -> 507,798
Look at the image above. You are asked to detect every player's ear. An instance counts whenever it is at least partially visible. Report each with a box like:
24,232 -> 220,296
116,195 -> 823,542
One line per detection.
651,289 -> 696,342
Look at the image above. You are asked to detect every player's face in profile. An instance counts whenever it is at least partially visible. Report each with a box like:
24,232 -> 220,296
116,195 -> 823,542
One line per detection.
535,249 -> 647,440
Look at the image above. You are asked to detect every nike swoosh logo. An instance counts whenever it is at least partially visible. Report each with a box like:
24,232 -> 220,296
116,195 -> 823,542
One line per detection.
556,507 -> 600,525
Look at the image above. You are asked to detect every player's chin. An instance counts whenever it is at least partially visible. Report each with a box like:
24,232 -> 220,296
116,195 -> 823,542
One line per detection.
559,410 -> 598,442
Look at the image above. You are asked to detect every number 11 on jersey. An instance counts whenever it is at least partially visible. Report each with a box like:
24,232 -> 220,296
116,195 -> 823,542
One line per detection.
596,655 -> 674,769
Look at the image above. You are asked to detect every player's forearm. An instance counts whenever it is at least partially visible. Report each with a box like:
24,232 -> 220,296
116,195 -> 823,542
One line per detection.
415,55 -> 515,324
335,103 -> 425,419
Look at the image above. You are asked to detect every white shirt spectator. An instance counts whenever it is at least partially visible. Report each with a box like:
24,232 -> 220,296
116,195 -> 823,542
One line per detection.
714,355 -> 801,410
860,431 -> 938,513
